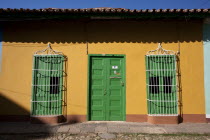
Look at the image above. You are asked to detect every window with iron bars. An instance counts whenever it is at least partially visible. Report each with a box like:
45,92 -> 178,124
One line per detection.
31,55 -> 65,115
145,55 -> 178,116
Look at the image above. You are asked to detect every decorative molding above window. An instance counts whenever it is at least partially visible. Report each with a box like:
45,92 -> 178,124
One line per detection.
35,43 -> 63,55
146,43 -> 176,55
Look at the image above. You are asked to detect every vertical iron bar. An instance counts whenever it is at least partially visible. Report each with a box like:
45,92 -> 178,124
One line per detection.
174,55 -> 178,114
34,56 -> 37,115
60,56 -> 64,115
146,56 -> 149,115
56,56 -> 59,115
163,56 -> 166,115
155,55 -> 161,114
166,56 -> 169,115
45,56 -> 48,115
43,56 -> 45,115
41,56 -> 44,115
171,55 -> 174,115
168,55 -> 174,115
168,55 -> 174,114
173,55 -> 176,114
37,56 -> 40,115
152,56 -> 155,115
154,55 -> 157,115
165,55 -> 167,115
166,55 -> 169,115
59,56 -> 63,115
55,55 -> 58,115
160,55 -> 163,115
47,56 -> 50,115
52,55 -> 55,115
57,56 -> 60,115
37,57 -> 40,115
172,55 -> 175,114
159,56 -> 161,115
148,56 -> 151,115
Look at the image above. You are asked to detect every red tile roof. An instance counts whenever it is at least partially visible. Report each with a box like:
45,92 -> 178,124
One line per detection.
0,8 -> 209,13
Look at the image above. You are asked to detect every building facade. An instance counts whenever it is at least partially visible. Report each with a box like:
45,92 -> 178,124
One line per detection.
0,8 -> 209,124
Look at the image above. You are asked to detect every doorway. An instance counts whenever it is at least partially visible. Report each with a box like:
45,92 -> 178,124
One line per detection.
88,55 -> 126,121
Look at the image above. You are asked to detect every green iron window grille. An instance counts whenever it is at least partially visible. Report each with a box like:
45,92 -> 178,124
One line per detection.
145,43 -> 178,116
31,44 -> 66,116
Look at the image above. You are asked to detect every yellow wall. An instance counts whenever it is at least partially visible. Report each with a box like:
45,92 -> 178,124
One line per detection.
0,20 -> 205,116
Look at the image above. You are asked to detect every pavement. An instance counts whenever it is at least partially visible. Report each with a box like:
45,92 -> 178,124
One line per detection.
0,121 -> 210,135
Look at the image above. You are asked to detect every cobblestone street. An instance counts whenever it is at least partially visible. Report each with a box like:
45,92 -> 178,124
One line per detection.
0,133 -> 210,140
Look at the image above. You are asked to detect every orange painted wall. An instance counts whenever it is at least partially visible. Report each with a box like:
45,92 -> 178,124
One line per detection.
0,20 -> 205,116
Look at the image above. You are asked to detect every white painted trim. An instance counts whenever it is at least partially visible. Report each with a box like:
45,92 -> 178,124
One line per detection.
206,114 -> 210,118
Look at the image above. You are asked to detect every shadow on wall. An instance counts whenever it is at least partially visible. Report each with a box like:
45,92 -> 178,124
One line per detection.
0,89 -> 82,125
0,93 -> 51,138
0,93 -> 84,139
0,93 -> 29,121
2,20 -> 203,44
0,57 -> 82,125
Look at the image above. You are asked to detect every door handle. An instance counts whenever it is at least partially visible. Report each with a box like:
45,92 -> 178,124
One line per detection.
121,81 -> 124,86
110,77 -> 121,79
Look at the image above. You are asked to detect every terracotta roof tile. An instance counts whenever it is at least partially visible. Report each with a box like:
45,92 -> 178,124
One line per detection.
0,8 -> 209,13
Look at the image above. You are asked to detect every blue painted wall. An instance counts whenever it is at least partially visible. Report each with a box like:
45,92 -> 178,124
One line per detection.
204,22 -> 210,118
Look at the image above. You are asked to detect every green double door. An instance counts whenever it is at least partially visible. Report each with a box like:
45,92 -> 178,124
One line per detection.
89,56 -> 125,121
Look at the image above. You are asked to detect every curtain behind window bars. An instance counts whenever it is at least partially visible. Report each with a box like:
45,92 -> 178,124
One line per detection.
146,44 -> 178,116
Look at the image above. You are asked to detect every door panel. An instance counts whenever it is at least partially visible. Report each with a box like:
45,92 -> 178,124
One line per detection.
90,58 -> 106,120
107,58 -> 124,121
89,56 -> 125,121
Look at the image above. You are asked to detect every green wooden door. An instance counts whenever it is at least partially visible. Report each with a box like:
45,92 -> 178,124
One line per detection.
89,56 -> 125,121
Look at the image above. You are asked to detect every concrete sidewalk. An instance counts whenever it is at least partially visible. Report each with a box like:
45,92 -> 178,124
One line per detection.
0,122 -> 209,135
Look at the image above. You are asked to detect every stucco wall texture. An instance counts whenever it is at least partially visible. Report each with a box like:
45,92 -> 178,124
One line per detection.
0,20 -> 205,119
